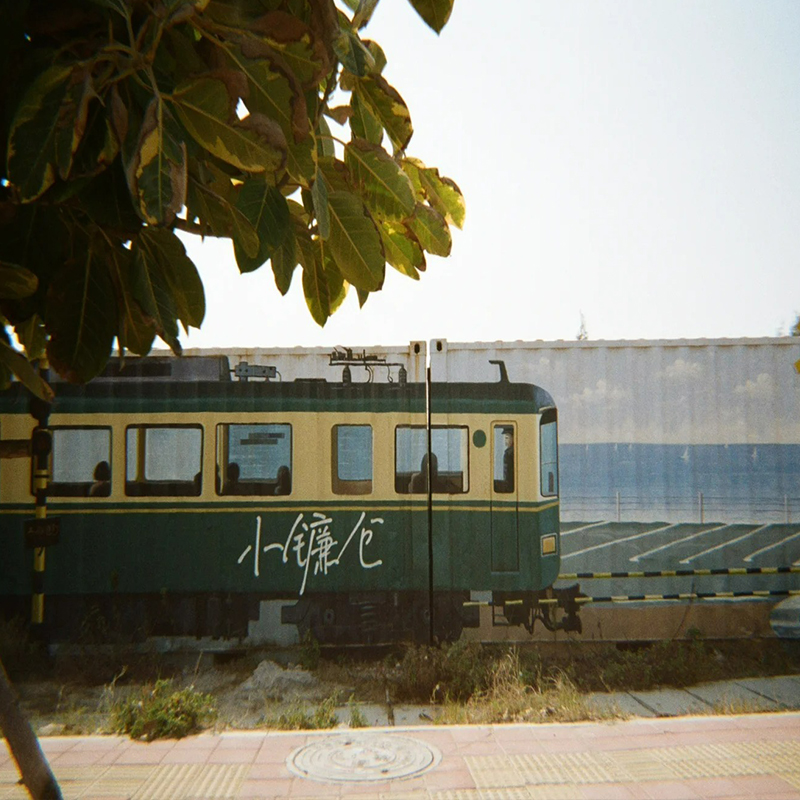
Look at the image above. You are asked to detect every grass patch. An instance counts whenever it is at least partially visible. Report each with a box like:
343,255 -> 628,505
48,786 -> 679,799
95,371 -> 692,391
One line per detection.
348,695 -> 368,728
393,640 -> 491,702
264,694 -> 339,730
515,633 -> 799,694
436,649 -> 618,725
111,679 -> 216,741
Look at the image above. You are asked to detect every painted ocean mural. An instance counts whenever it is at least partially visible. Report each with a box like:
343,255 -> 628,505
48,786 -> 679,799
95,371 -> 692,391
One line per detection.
559,442 -> 800,523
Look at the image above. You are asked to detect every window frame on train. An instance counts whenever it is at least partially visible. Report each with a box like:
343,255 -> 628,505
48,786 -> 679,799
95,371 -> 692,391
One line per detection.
492,422 -> 516,494
216,422 -> 292,496
42,426 -> 112,498
395,425 -> 470,494
125,424 -> 203,497
331,424 -> 373,495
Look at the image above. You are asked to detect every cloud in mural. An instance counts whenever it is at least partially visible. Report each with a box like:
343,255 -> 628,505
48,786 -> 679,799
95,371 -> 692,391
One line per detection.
658,358 -> 704,382
568,379 -> 629,409
734,373 -> 775,400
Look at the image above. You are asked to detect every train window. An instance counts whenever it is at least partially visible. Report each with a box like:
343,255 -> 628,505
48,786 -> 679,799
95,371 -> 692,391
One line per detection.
125,425 -> 202,497
493,424 -> 515,493
540,409 -> 559,497
395,425 -> 469,494
216,423 -> 292,496
47,427 -> 112,497
332,425 -> 372,495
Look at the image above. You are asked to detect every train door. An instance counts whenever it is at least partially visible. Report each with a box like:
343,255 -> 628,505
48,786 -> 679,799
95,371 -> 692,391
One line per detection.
491,421 -> 519,571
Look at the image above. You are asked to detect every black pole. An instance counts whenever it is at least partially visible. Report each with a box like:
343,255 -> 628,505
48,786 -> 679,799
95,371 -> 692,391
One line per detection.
28,361 -> 52,635
426,366 -> 434,645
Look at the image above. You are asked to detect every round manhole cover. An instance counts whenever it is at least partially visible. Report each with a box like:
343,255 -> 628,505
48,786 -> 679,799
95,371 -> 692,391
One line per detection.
287,732 -> 441,783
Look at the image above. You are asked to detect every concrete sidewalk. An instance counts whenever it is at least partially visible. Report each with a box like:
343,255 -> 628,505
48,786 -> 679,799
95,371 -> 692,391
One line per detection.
2,713 -> 800,799
1,676 -> 799,800
587,673 -> 800,718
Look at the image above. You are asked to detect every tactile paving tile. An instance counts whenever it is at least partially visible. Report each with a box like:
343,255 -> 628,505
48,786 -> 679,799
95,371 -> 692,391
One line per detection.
605,750 -> 677,781
467,739 -> 800,788
129,763 -> 248,799
468,752 -> 622,786
654,740 -> 800,779
76,765 -> 153,798
475,789 -> 532,799
779,772 -> 800,790
527,787 -> 586,800
466,754 -> 525,789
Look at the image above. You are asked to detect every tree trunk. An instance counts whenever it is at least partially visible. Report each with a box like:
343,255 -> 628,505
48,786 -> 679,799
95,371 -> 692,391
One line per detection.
0,660 -> 62,800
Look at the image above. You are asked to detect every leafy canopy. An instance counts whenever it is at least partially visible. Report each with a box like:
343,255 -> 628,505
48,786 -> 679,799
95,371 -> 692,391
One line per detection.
0,0 -> 463,395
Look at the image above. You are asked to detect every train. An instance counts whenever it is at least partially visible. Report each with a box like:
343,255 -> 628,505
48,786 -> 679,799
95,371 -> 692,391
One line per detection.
0,342 -> 581,646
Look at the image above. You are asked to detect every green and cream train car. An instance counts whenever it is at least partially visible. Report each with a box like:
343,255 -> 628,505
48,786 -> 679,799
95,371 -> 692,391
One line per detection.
0,346 -> 579,645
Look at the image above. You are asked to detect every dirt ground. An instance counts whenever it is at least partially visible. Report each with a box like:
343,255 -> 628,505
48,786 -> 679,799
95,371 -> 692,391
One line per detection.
11,646 -> 396,736
8,638 -> 800,737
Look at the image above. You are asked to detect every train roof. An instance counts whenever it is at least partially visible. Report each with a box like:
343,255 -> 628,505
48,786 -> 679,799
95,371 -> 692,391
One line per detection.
0,355 -> 556,416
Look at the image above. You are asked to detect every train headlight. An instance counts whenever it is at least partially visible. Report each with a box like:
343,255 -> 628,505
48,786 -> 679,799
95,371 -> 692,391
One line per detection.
541,534 -> 557,556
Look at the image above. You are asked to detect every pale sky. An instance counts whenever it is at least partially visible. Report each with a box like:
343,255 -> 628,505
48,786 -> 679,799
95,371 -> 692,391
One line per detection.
182,0 -> 800,351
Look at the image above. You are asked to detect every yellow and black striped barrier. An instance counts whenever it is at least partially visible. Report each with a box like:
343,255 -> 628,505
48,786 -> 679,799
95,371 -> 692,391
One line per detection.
558,566 -> 800,580
464,588 -> 800,607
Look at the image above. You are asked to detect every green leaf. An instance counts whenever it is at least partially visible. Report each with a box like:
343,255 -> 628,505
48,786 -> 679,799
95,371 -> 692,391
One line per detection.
354,75 -> 413,152
408,202 -> 451,256
172,78 -> 286,175
126,97 -> 187,225
77,162 -> 143,235
270,206 -> 301,296
102,239 -> 156,356
316,156 -> 354,194
312,169 -> 330,239
302,244 -> 330,326
378,220 -> 425,278
45,247 -> 118,383
326,191 -> 384,291
223,40 -> 314,182
0,205 -> 67,316
186,162 -> 259,258
334,28 -> 375,77
0,266 -> 38,299
0,341 -> 54,401
407,0 -> 454,33
316,115 -> 336,159
233,178 -> 291,273
131,227 -> 205,351
353,0 -> 381,29
186,179 -> 258,264
403,158 -> 465,228
349,91 -> 383,145
202,0 -> 272,26
15,315 -> 47,361
249,12 -> 330,87
363,40 -> 388,73
422,170 -> 464,228
345,139 -> 415,220
72,98 -> 121,180
7,64 -> 74,201
324,256 -> 348,314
